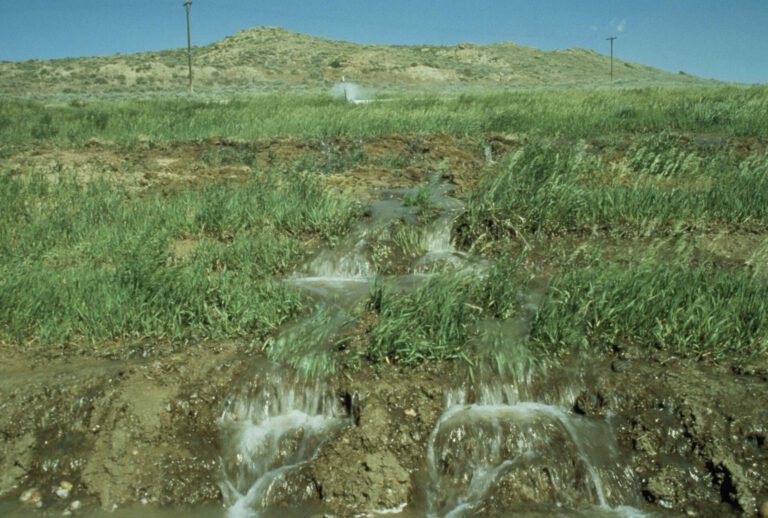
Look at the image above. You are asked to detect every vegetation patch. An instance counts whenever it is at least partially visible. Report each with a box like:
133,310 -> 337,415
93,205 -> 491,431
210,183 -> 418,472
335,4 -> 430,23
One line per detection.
458,140 -> 768,244
530,246 -> 768,360
0,168 -> 358,346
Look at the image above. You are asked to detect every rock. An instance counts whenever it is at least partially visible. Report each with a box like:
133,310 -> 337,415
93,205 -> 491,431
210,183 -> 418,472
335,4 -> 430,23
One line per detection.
56,480 -> 73,499
644,467 -> 685,509
19,487 -> 42,506
69,500 -> 82,511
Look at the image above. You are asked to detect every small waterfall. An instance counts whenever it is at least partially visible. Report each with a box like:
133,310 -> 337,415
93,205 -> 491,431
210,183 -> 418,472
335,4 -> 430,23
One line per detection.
426,387 -> 645,517
300,238 -> 373,281
415,215 -> 470,273
213,179 -> 654,518
218,378 -> 347,518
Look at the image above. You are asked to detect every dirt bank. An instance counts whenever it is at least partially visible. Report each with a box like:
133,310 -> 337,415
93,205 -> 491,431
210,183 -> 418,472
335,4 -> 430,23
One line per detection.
2,341 -> 767,516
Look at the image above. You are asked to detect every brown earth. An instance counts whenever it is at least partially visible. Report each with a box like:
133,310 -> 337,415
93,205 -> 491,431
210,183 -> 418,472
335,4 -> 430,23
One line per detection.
2,340 -> 767,517
0,134 -> 491,197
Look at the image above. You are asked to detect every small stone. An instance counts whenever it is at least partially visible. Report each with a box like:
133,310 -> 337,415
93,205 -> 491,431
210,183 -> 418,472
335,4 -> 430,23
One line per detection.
55,486 -> 70,499
19,487 -> 42,505
404,408 -> 417,417
69,500 -> 82,511
63,510 -> 72,517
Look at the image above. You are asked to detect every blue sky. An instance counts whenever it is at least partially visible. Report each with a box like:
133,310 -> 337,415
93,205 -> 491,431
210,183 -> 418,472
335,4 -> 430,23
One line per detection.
0,0 -> 766,84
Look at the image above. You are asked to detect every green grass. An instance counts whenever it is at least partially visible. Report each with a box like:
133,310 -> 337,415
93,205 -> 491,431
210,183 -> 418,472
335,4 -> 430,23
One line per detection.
530,245 -> 768,360
363,243 -> 768,368
3,85 -> 768,370
369,272 -> 481,364
0,167 -> 359,345
368,252 -> 532,365
1,85 -> 766,146
263,306 -> 356,377
458,141 -> 768,244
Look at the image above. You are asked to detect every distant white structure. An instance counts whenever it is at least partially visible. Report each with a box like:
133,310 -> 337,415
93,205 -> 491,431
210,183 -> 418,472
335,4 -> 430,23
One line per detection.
331,77 -> 372,104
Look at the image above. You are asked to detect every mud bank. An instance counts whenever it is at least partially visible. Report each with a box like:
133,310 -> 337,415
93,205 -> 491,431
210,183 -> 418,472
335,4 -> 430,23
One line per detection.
2,342 -> 767,517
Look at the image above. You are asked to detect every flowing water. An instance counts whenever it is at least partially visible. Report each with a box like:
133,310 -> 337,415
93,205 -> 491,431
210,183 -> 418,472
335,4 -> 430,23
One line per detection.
218,374 -> 346,518
214,183 -> 651,517
0,182 -> 657,517
425,387 -> 646,517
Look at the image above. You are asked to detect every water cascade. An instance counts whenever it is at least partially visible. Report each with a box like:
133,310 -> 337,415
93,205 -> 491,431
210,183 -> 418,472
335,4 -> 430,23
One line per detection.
218,378 -> 346,518
426,387 -> 646,517
217,181 -> 648,517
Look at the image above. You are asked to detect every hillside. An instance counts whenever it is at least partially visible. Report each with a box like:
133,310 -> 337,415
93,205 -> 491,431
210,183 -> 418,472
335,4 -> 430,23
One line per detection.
0,26 -> 709,98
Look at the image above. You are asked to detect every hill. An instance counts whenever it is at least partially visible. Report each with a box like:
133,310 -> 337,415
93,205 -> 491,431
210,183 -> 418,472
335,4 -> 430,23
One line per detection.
0,26 -> 709,98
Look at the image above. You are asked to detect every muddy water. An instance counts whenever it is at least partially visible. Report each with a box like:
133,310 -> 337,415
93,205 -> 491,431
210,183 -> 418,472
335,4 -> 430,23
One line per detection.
218,183 -> 471,517
425,388 -> 644,517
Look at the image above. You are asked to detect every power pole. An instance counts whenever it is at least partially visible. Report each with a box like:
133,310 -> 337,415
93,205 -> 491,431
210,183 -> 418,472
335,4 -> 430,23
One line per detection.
606,36 -> 617,82
184,1 -> 193,92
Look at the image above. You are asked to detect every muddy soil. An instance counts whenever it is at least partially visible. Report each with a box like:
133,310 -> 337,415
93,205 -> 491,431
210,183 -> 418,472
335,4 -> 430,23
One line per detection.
0,340 -> 249,513
2,339 -> 767,517
0,134 -> 493,197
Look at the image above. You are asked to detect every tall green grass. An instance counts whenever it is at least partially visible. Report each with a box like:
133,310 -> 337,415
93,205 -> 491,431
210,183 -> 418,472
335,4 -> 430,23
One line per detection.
530,246 -> 768,359
263,306 -> 356,377
368,252 -> 532,364
369,272 -> 481,363
365,244 -> 768,366
1,85 -> 766,146
0,168 -> 358,345
459,141 -> 768,243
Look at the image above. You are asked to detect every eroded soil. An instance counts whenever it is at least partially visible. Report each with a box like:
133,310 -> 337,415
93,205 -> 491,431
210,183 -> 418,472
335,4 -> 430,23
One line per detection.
2,342 -> 767,517
2,135 -> 768,517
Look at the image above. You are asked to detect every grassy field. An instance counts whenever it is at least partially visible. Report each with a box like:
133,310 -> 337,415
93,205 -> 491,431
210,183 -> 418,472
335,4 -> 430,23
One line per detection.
1,84 -> 767,372
1,85 -> 767,147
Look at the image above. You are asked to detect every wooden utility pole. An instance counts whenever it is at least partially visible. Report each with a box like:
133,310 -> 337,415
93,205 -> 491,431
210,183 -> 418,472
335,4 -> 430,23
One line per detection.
606,36 -> 617,82
184,0 -> 193,92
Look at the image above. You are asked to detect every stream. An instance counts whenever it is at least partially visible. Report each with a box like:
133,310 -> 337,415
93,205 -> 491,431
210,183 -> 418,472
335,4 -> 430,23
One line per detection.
216,183 -> 651,517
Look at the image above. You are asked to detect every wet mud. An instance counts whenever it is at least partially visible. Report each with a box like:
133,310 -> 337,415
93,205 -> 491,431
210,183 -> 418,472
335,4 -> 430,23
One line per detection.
2,346 -> 767,516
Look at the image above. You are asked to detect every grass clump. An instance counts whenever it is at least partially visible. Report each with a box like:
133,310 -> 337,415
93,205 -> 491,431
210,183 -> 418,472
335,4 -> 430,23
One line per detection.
530,247 -> 768,359
459,141 -> 768,243
368,252 -> 532,365
0,168 -> 358,346
369,272 -> 481,363
263,306 -> 353,377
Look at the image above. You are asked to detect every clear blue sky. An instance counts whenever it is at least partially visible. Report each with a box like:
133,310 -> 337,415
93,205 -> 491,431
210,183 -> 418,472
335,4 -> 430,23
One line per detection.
0,0 -> 766,84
